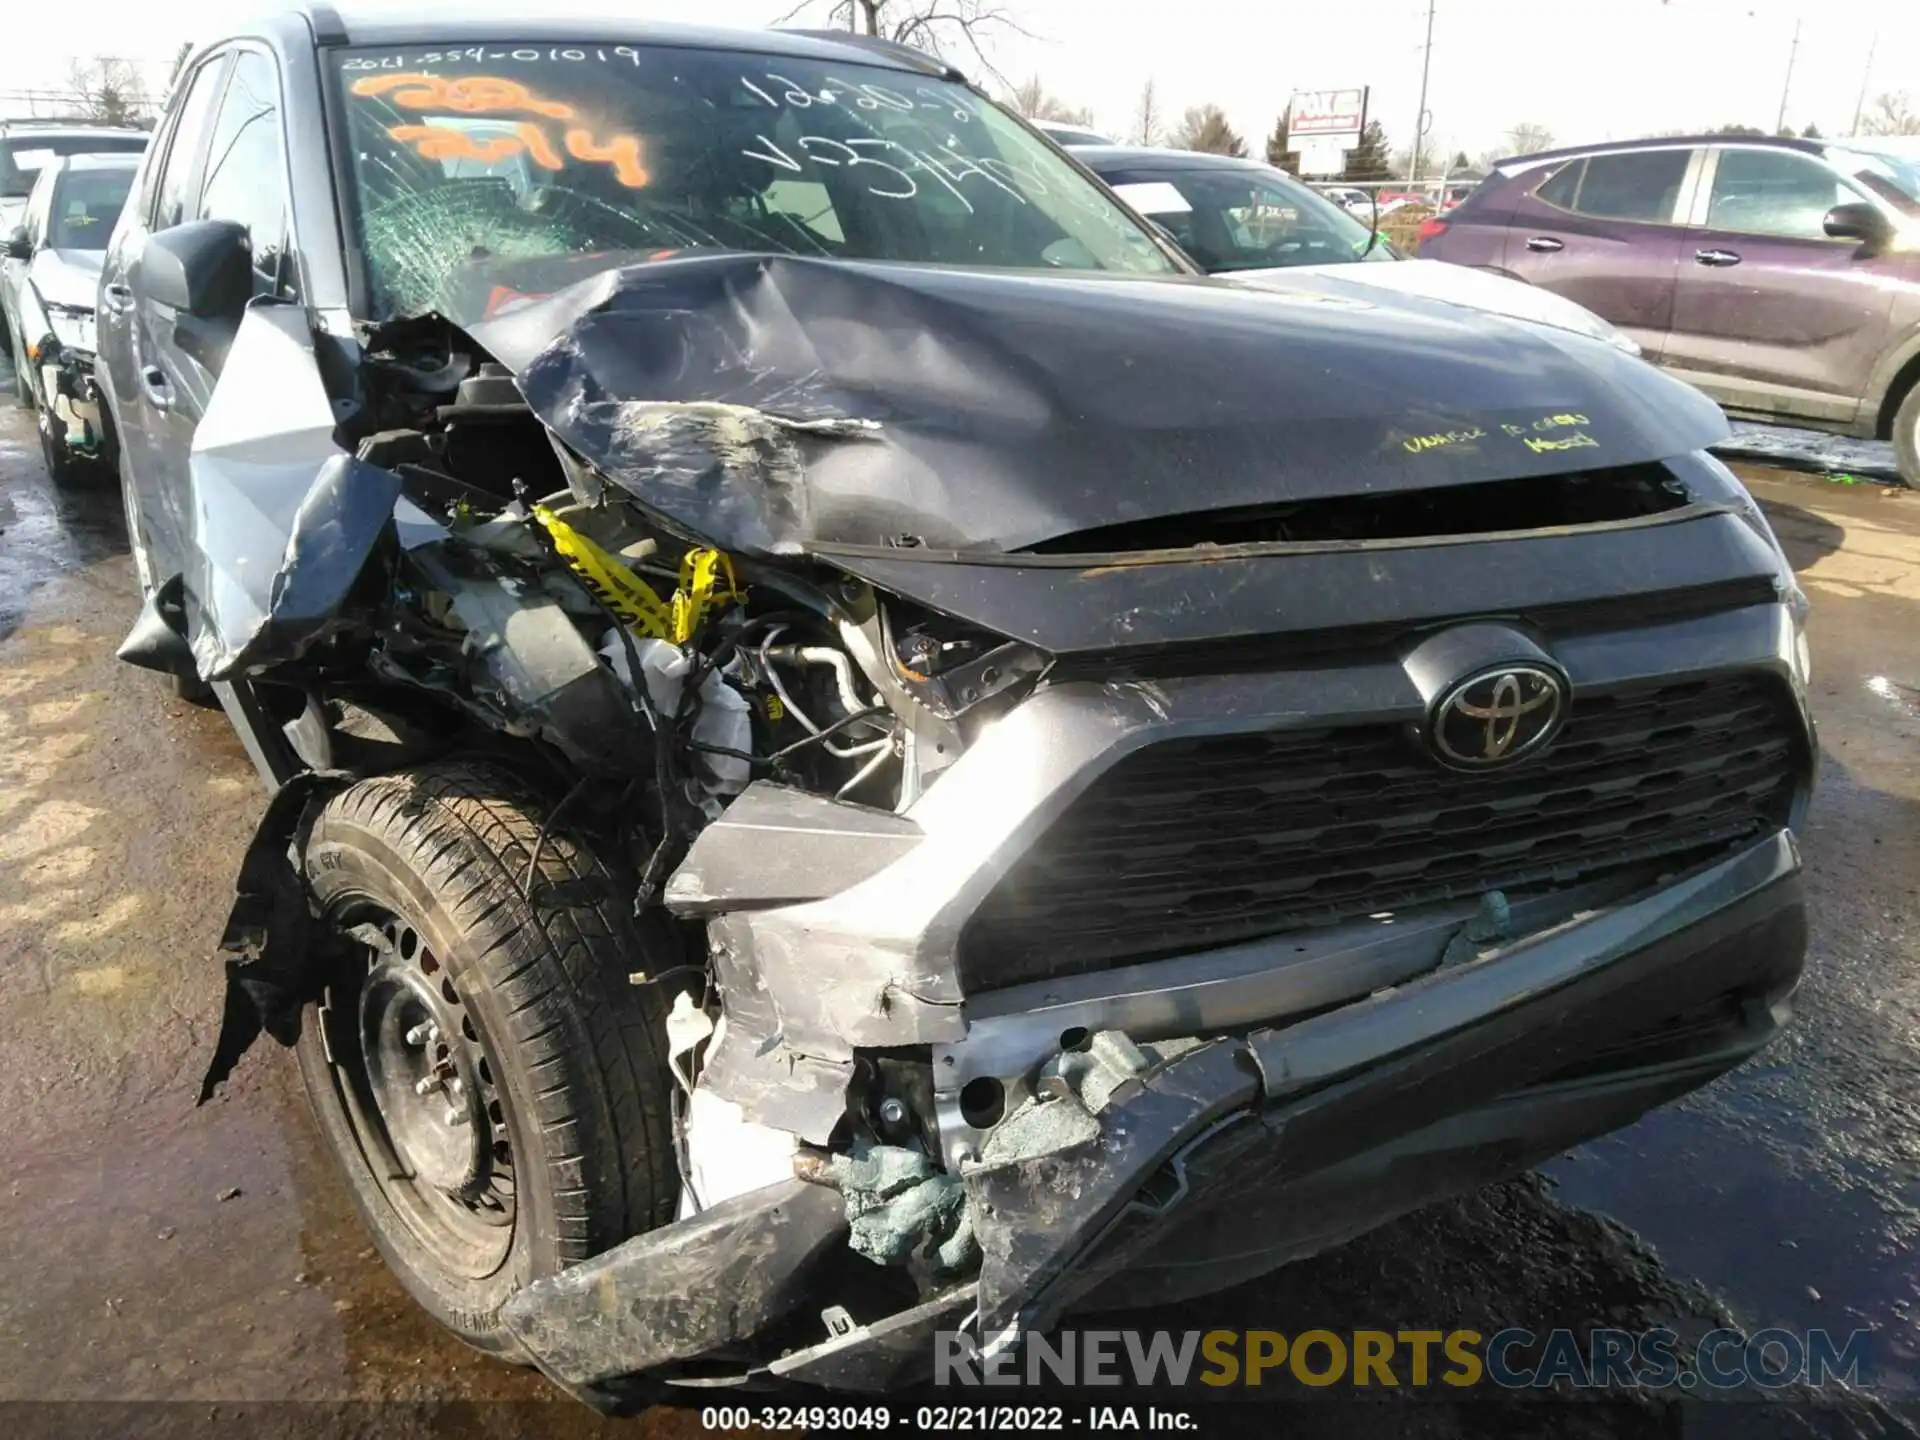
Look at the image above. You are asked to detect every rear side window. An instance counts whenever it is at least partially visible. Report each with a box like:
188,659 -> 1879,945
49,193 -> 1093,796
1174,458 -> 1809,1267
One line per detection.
152,59 -> 228,229
1540,150 -> 1690,223
1536,161 -> 1583,209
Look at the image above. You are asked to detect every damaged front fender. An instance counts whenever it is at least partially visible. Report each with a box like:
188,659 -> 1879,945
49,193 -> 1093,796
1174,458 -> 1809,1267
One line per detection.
182,303 -> 397,681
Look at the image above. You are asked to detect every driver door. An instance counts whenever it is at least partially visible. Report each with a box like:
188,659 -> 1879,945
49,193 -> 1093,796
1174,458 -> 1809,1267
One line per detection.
134,48 -> 296,587
102,51 -> 228,585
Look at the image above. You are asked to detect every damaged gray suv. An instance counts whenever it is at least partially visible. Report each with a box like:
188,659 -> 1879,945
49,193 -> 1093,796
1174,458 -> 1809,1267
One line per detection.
101,9 -> 1816,1404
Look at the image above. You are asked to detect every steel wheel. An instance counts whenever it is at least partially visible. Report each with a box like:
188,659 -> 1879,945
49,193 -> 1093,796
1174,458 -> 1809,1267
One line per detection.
294,763 -> 679,1356
319,902 -> 518,1277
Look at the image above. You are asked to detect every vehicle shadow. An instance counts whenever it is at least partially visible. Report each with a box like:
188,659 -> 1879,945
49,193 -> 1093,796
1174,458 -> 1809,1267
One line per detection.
1757,498 -> 1847,575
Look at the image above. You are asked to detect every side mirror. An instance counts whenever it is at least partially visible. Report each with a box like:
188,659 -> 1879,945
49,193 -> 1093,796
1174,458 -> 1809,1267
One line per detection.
1824,201 -> 1892,247
141,219 -> 251,317
3,225 -> 29,261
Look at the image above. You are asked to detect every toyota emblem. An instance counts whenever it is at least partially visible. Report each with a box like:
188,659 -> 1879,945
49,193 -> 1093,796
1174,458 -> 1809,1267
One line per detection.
1430,665 -> 1568,768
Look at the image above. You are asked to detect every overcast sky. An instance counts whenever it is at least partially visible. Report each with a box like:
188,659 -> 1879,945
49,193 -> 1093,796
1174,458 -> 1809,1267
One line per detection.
5,0 -> 1915,163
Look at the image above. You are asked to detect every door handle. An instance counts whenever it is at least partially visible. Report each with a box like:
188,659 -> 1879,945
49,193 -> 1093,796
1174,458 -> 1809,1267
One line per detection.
139,365 -> 170,410
1695,249 -> 1742,267
1525,236 -> 1565,252
101,282 -> 133,315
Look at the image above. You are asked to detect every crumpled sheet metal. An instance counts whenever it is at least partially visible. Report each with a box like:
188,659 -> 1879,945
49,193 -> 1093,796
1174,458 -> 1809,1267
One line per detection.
482,251 -> 1730,558
184,303 -> 399,681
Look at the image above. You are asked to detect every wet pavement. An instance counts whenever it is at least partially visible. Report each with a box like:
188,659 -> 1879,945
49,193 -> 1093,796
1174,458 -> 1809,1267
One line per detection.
1716,423 -> 1907,486
0,370 -> 1916,1437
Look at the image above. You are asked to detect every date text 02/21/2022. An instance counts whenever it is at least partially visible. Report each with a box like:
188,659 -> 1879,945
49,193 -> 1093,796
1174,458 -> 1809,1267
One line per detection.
697,1404 -> 1200,1430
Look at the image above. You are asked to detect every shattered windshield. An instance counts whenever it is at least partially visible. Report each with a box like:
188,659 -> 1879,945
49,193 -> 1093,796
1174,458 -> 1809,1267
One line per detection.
331,45 -> 1177,323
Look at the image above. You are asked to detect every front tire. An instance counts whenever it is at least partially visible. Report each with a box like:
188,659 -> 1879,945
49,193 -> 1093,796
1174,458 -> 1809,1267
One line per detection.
1895,383 -> 1920,492
296,762 -> 680,1356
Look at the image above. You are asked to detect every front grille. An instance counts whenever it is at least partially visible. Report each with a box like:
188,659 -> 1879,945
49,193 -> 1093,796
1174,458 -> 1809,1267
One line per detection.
959,673 -> 1803,991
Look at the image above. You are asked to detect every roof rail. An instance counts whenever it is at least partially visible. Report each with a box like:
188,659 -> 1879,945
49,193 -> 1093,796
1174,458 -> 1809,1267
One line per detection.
778,28 -> 963,80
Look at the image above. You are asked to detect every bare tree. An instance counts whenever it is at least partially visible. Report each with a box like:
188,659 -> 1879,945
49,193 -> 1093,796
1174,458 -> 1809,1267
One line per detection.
1503,121 -> 1556,156
1009,75 -> 1093,125
1170,104 -> 1247,158
778,0 -> 1028,86
64,57 -> 150,126
1129,78 -> 1164,147
1862,92 -> 1920,137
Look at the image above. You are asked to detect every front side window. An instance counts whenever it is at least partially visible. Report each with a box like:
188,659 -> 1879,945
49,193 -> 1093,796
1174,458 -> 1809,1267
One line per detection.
1544,150 -> 1690,223
1707,148 -> 1863,238
330,45 -> 1177,322
153,60 -> 229,230
47,168 -> 135,249
1105,166 -> 1385,272
197,52 -> 294,294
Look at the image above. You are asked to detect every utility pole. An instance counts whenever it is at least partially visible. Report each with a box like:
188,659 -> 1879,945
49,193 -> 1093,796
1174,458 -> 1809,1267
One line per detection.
1775,16 -> 1800,133
1410,0 -> 1435,182
1851,31 -> 1878,136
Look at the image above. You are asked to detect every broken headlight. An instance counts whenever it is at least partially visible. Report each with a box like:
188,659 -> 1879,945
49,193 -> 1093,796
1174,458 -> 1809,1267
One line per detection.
880,600 -> 1048,723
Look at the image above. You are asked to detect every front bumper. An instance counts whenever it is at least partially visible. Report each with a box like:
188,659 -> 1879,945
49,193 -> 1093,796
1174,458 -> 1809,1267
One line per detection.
37,341 -> 104,454
503,827 -> 1804,1392
664,599 -> 1811,1156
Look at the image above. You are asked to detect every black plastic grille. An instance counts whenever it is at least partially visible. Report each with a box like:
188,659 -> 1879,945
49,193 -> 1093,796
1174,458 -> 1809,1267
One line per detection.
960,674 -> 1803,991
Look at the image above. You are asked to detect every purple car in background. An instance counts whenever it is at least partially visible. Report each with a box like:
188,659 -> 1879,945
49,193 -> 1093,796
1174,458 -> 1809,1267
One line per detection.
1422,135 -> 1920,485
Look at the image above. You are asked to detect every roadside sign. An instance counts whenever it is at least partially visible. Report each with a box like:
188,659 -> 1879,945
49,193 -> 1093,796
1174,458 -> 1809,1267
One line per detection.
1299,139 -> 1346,176
1288,87 -> 1369,140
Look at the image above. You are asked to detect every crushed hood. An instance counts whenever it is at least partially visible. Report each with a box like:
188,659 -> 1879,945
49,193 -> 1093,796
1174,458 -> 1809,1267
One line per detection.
481,252 -> 1727,557
28,248 -> 104,312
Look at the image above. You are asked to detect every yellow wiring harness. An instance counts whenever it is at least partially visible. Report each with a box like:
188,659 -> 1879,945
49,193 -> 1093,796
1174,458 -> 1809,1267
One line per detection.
532,505 -> 743,644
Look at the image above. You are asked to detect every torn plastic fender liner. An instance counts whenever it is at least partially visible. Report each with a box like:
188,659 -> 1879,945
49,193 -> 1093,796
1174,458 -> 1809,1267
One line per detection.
499,1177 -> 848,1388
197,770 -> 352,1103
183,302 -> 402,682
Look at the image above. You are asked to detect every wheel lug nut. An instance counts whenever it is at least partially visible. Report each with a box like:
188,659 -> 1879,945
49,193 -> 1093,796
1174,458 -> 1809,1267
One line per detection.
447,1078 -> 463,1097
414,1076 -> 438,1096
404,1024 -> 432,1047
444,1106 -> 469,1128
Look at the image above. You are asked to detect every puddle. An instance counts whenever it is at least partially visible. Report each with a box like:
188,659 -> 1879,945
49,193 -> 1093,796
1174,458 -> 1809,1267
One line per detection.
1866,674 -> 1920,721
1715,424 -> 1906,487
